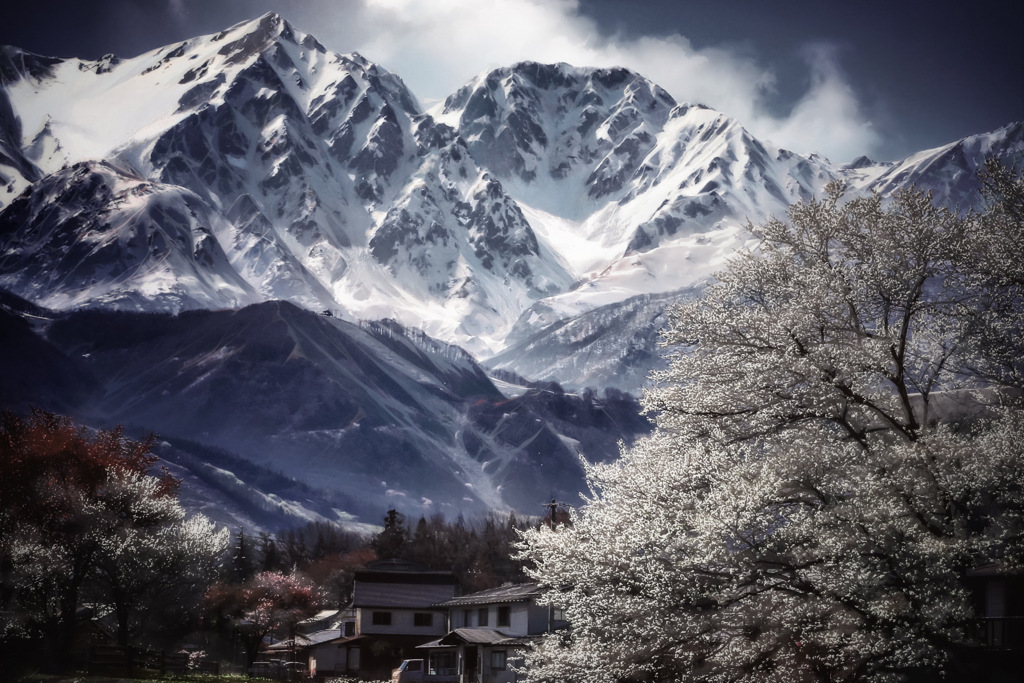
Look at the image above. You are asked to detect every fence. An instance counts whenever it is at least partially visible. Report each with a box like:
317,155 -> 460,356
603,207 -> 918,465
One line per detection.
89,645 -> 220,677
974,616 -> 1024,649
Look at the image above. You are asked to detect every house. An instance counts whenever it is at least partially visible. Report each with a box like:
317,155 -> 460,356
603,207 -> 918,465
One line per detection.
416,583 -> 565,683
262,609 -> 360,678
260,561 -> 456,680
352,560 -> 456,641
955,565 -> 1024,680
337,559 -> 458,679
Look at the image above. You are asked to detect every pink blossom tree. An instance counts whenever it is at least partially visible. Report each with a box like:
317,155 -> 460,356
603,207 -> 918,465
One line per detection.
206,570 -> 320,669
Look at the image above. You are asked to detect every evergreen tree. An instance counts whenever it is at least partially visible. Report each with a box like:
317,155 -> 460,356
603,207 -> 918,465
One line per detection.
372,509 -> 408,560
229,529 -> 257,583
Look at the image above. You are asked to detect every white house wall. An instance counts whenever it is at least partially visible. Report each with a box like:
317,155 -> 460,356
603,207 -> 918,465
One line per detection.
451,602 -> 550,636
310,642 -> 359,675
356,607 -> 448,636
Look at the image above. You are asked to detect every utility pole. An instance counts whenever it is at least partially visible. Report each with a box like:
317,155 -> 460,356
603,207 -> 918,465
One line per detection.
542,499 -> 569,529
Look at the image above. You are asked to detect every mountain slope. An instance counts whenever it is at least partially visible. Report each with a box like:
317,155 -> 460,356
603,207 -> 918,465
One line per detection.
0,295 -> 650,521
0,160 -> 260,311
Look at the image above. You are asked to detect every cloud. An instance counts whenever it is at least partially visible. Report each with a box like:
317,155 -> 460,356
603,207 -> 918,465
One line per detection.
283,0 -> 881,161
754,44 -> 882,162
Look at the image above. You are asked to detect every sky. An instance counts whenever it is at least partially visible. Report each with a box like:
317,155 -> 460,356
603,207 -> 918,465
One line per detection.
1,0 -> 1021,163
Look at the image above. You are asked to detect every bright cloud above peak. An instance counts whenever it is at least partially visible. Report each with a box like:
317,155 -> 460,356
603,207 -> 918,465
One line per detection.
290,0 -> 882,162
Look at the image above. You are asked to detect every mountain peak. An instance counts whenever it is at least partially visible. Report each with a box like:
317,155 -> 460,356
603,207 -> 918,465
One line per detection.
212,12 -> 299,64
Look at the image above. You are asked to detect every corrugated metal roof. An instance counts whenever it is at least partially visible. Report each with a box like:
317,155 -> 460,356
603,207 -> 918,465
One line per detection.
415,639 -> 454,649
440,628 -> 513,645
496,635 -> 540,646
302,629 -> 345,646
428,629 -> 542,647
439,583 -> 541,606
266,629 -> 346,650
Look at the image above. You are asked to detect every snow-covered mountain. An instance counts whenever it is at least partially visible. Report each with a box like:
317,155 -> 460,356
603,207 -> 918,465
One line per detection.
3,13 -> 1019,367
1,14 -> 1021,524
0,14 -> 569,355
0,160 -> 259,311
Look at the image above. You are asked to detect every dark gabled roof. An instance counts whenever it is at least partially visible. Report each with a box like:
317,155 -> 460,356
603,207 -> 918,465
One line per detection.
353,581 -> 456,609
421,628 -> 543,648
355,560 -> 455,580
440,628 -> 514,645
439,583 -> 541,607
351,566 -> 457,608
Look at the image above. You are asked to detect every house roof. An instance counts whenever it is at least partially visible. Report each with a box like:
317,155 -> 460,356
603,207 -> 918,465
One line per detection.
420,628 -> 542,648
266,629 -> 342,651
265,630 -> 365,651
299,609 -> 342,625
415,639 -> 453,649
301,629 -> 346,646
352,567 -> 458,608
354,582 -> 456,608
440,628 -> 515,645
439,583 -> 541,607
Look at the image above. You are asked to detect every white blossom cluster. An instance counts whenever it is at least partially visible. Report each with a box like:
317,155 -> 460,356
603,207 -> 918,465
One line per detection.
2,461 -> 227,645
519,163 -> 1024,682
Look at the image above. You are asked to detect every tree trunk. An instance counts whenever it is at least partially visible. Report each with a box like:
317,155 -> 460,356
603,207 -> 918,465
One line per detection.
115,589 -> 131,648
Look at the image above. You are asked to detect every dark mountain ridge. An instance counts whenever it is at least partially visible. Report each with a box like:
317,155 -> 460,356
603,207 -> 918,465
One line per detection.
0,291 -> 650,527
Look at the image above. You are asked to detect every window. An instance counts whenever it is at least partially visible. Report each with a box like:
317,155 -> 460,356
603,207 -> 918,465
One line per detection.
429,651 -> 456,676
414,612 -> 434,627
490,650 -> 507,671
478,607 -> 489,626
342,621 -> 355,637
371,611 -> 392,626
463,608 -> 471,626
497,605 -> 510,627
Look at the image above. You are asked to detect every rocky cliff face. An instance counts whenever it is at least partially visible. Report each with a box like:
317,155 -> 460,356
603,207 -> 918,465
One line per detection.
4,15 -> 1019,364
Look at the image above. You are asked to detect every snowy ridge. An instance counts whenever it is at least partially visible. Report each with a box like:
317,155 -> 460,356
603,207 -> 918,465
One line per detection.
0,160 -> 259,312
1,13 -> 1021,378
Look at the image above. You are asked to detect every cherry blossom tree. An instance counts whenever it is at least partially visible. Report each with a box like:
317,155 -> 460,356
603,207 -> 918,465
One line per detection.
92,468 -> 227,646
205,570 -> 320,669
0,410 -> 227,667
519,171 -> 1024,682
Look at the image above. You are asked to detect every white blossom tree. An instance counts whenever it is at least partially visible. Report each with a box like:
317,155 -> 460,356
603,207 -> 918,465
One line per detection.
92,468 -> 228,646
0,411 -> 227,667
519,169 -> 1024,683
